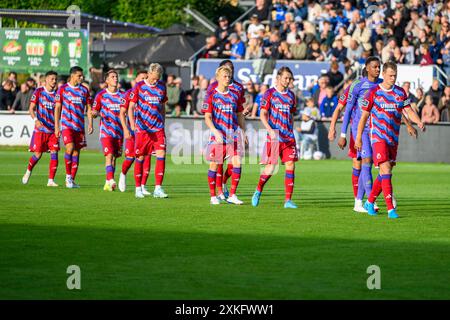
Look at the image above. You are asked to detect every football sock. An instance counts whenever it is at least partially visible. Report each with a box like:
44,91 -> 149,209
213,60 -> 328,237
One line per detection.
121,157 -> 134,175
352,167 -> 361,198
142,156 -> 151,185
49,153 -> 58,180
106,165 -> 114,181
285,170 -> 295,201
155,157 -> 165,186
64,153 -> 72,175
229,167 -> 241,196
134,158 -> 144,187
381,174 -> 394,211
27,155 -> 40,172
223,163 -> 233,184
368,175 -> 383,203
361,163 -> 373,197
208,170 -> 217,197
257,174 -> 272,192
71,155 -> 79,179
216,164 -> 224,194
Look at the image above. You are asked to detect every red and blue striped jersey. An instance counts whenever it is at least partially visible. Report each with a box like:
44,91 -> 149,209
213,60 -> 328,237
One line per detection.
261,87 -> 297,143
119,88 -> 134,136
362,84 -> 411,146
206,79 -> 246,109
129,80 -> 167,133
55,83 -> 91,132
93,89 -> 125,139
342,77 -> 382,135
30,87 -> 56,134
203,88 -> 243,143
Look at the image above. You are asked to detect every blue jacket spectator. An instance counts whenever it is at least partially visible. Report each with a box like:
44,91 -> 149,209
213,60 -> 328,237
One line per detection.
319,86 -> 338,119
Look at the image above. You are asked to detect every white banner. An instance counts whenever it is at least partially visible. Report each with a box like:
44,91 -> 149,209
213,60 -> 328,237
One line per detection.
396,65 -> 434,92
0,114 -> 34,146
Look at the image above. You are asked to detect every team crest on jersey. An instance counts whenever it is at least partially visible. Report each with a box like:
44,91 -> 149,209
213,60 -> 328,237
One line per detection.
31,94 -> 36,101
261,99 -> 267,107
202,102 -> 209,110
92,101 -> 97,108
55,94 -> 60,100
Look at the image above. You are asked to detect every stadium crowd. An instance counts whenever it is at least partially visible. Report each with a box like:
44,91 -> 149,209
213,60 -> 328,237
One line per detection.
2,0 -> 450,125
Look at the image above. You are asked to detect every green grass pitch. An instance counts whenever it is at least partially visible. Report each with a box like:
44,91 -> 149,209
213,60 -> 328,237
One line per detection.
0,147 -> 449,299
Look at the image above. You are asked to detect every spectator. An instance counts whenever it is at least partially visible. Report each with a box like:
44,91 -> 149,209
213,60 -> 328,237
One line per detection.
243,80 -> 256,116
438,85 -> 450,116
215,16 -> 232,44
252,0 -> 271,21
186,76 -> 200,116
331,38 -> 347,62
279,41 -> 292,59
381,38 -> 397,63
317,20 -> 334,47
405,10 -> 426,38
346,39 -> 363,62
319,85 -> 338,120
352,19 -> 371,51
290,34 -> 307,60
419,44 -> 434,66
298,97 -> 321,159
415,87 -> 426,114
26,77 -> 37,91
2,71 -> 18,98
269,0 -> 288,27
224,33 -> 246,60
400,38 -> 415,64
306,39 -> 321,60
194,78 -> 209,117
174,77 -> 187,117
12,83 -> 33,112
312,75 -> 329,107
245,38 -> 263,59
166,74 -> 180,115
421,95 -> 440,124
286,22 -> 300,45
0,80 -> 14,112
327,60 -> 344,90
307,0 -> 322,24
343,0 -> 356,21
251,83 -> 269,118
289,0 -> 308,21
200,35 -> 224,59
263,31 -> 282,59
335,26 -> 351,48
427,79 -> 443,107
234,22 -> 247,43
247,14 -> 266,40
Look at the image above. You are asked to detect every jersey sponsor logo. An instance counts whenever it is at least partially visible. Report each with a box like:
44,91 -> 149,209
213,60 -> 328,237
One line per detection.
378,103 -> 397,111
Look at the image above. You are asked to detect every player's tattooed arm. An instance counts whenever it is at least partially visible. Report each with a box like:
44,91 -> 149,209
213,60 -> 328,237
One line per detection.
54,101 -> 62,138
405,107 -> 426,132
205,112 -> 223,143
128,101 -> 136,132
86,102 -> 94,134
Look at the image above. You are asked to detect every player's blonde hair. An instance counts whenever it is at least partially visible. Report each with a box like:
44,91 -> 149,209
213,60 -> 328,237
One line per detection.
148,63 -> 163,75
215,65 -> 232,79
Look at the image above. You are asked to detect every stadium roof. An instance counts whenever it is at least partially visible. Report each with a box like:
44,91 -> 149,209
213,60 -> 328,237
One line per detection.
0,9 -> 161,34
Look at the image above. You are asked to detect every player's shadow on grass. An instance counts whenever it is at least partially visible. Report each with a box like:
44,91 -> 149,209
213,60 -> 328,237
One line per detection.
1,223 -> 449,300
